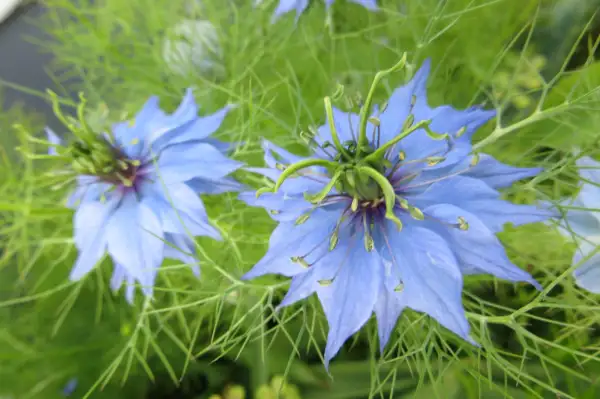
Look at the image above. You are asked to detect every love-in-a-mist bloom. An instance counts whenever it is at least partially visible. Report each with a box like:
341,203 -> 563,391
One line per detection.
46,89 -> 242,302
162,19 -> 224,79
555,156 -> 600,293
240,57 -> 554,366
265,0 -> 378,23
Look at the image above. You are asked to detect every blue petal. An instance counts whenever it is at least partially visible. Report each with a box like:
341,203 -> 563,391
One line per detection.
378,60 -> 431,146
374,278 -> 405,353
238,191 -> 314,222
573,240 -> 600,294
277,224 -> 358,308
379,220 -> 475,345
391,106 -> 494,169
164,233 -> 199,275
316,241 -> 381,367
67,176 -> 112,208
152,142 -> 242,184
45,127 -> 61,155
70,197 -> 120,280
349,0 -> 378,9
463,154 -> 542,189
409,175 -> 498,205
424,204 -> 541,288
461,200 -> 556,233
141,182 -> 221,239
187,176 -> 245,194
242,207 -> 342,280
155,105 -> 234,148
557,197 -> 600,239
105,193 -> 165,291
409,176 -> 554,232
576,156 -> 600,210
271,0 -> 309,23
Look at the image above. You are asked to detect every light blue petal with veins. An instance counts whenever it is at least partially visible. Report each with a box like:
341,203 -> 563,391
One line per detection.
463,154 -> 542,189
152,142 -> 242,184
105,193 -> 164,290
380,220 -> 475,345
424,204 -> 541,288
317,239 -> 381,368
573,240 -> 600,294
70,196 -> 120,280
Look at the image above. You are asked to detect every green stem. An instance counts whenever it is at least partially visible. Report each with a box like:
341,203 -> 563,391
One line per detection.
257,158 -> 339,197
356,54 -> 408,158
363,119 -> 431,164
305,168 -> 343,203
324,96 -> 352,160
472,103 -> 569,150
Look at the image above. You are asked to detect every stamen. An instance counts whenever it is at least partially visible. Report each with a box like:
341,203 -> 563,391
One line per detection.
408,206 -> 425,221
351,197 -> 359,212
362,213 -> 375,252
401,154 -> 481,190
458,216 -> 469,230
291,256 -> 310,268
295,213 -> 310,225
394,282 -> 405,292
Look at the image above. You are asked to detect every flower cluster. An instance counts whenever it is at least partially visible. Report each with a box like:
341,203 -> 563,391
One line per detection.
239,58 -> 556,365
47,89 -> 242,302
37,54 -> 572,371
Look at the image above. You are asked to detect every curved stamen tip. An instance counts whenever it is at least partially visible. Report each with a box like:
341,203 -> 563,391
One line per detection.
357,166 -> 403,231
255,186 -> 274,198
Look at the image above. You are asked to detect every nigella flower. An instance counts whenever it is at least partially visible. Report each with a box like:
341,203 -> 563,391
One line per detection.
264,0 -> 378,23
46,89 -> 243,302
162,19 -> 225,79
554,155 -> 600,293
240,57 -> 555,366
62,378 -> 78,397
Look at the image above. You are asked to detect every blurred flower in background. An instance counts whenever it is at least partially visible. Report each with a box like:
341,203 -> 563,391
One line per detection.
492,51 -> 547,109
162,18 -> 225,80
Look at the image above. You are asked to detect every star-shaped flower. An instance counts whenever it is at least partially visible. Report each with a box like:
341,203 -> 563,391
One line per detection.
555,155 -> 600,294
239,59 -> 555,366
47,89 -> 242,302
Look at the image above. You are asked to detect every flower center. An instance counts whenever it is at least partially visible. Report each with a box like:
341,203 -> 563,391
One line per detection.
70,138 -> 142,188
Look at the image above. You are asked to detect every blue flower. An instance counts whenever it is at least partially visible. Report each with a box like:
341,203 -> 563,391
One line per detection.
47,89 -> 243,303
62,378 -> 78,397
240,59 -> 554,366
267,0 -> 378,23
555,156 -> 600,294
